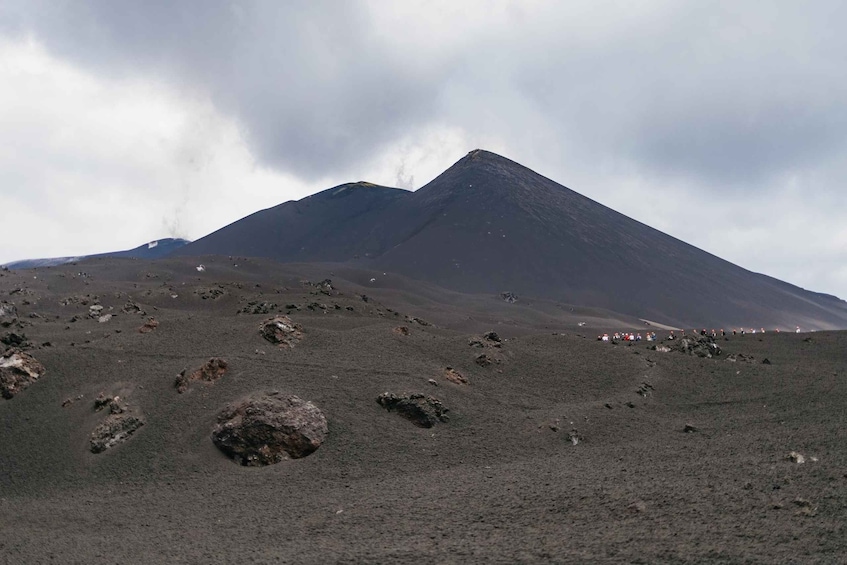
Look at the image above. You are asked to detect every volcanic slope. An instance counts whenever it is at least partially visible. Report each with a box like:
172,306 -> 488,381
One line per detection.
178,150 -> 847,330
4,238 -> 190,270
1,257 -> 845,563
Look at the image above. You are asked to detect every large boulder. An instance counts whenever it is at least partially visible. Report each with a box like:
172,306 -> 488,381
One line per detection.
0,349 -> 45,399
212,392 -> 328,466
376,393 -> 449,428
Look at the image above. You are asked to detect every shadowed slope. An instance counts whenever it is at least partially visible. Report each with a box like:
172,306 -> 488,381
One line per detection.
179,182 -> 408,261
4,238 -> 190,269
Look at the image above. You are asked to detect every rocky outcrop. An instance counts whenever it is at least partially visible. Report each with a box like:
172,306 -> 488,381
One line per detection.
138,317 -> 159,333
475,353 -> 495,367
376,393 -> 449,428
661,334 -> 722,358
260,316 -> 303,348
443,367 -> 469,385
212,392 -> 328,466
89,395 -> 145,453
1,332 -> 29,348
175,357 -> 228,393
303,279 -> 336,296
121,300 -> 146,315
0,349 -> 45,399
195,286 -> 226,300
238,301 -> 278,314
0,301 -> 17,327
90,413 -> 145,453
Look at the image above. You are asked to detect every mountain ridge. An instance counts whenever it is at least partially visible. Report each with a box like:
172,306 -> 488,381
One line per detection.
107,150 -> 847,329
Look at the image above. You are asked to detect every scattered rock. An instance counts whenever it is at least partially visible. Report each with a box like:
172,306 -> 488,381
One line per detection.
121,301 -> 145,315
0,301 -> 18,327
665,334 -> 721,358
627,500 -> 647,514
195,286 -> 225,300
98,314 -> 113,323
762,358 -> 772,365
443,367 -> 469,385
683,423 -> 699,433
238,301 -> 278,314
392,326 -> 410,336
90,413 -> 145,453
544,418 -> 561,432
61,394 -> 84,407
427,378 -> 438,386
787,451 -> 806,464
60,294 -> 99,307
475,353 -> 493,367
653,344 -> 671,353
0,349 -> 46,399
94,392 -> 120,411
500,291 -> 518,303
567,429 -> 582,445
211,392 -> 328,466
376,392 -> 449,428
405,316 -> 430,326
175,357 -> 228,394
260,316 -> 303,348
1,332 -> 29,348
303,279 -> 335,296
139,317 -> 159,333
483,331 -> 501,343
726,353 -> 756,363
793,498 -> 817,517
636,382 -> 654,397
88,304 -> 104,318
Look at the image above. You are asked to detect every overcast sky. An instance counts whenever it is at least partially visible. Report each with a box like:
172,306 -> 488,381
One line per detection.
1,1 -> 846,299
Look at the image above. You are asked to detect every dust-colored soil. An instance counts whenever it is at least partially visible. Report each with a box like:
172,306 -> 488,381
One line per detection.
0,256 -> 845,564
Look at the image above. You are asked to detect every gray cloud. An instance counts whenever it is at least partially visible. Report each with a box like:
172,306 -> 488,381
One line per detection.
7,1 -> 847,189
4,1 -> 440,180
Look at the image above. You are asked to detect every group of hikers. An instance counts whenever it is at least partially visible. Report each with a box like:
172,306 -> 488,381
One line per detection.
597,326 -> 802,342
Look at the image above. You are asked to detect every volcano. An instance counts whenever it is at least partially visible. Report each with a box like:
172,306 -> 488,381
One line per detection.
178,150 -> 847,329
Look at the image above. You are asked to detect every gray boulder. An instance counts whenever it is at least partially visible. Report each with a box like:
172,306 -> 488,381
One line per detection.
212,392 -> 328,466
377,392 -> 449,428
0,349 -> 45,399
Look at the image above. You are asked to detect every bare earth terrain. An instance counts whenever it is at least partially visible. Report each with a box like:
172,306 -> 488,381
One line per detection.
1,256 -> 845,564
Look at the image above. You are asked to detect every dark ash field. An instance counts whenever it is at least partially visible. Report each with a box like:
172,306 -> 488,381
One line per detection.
1,256 -> 845,564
